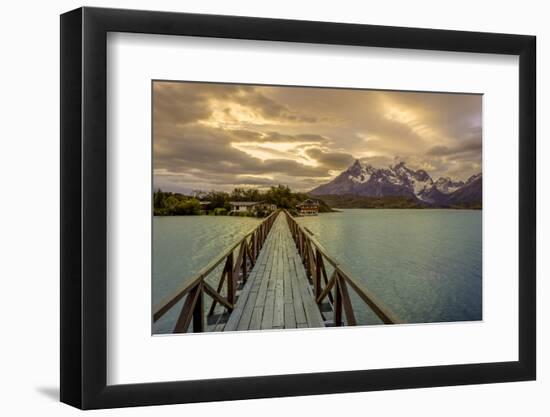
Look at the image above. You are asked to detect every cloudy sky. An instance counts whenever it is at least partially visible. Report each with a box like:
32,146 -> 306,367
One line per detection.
153,81 -> 481,193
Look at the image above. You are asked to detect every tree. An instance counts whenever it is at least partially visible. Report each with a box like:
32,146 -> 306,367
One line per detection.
164,196 -> 179,210
173,198 -> 201,215
265,184 -> 294,208
230,188 -> 246,201
205,190 -> 230,209
153,189 -> 165,209
153,184 -> 334,216
192,189 -> 207,199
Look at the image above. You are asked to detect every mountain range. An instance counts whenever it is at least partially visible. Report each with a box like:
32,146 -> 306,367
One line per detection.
310,160 -> 482,208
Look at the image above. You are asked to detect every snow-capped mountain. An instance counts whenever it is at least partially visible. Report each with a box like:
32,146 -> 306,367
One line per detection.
433,177 -> 465,194
310,160 -> 481,206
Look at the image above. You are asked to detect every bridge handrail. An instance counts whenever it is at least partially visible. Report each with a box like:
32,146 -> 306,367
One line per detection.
283,210 -> 401,325
153,209 -> 280,332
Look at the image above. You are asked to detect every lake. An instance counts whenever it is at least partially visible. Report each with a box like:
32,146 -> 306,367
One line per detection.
153,209 -> 481,333
153,215 -> 260,333
296,209 -> 482,325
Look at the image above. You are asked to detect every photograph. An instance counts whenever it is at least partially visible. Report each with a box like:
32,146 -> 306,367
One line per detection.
151,81 -> 483,334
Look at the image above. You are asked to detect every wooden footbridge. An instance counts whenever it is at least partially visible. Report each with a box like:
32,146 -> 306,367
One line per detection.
153,210 -> 400,333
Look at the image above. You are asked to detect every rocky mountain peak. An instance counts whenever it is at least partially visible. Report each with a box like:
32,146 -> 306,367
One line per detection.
346,159 -> 363,176
310,159 -> 482,207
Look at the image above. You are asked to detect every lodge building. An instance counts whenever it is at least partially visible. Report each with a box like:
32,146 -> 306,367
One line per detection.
296,199 -> 319,216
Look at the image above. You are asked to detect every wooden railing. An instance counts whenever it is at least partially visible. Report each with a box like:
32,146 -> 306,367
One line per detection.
284,210 -> 401,326
153,210 -> 279,333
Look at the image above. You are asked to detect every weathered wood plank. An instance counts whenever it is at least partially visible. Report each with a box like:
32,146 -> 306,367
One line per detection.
273,278 -> 285,328
283,258 -> 293,304
249,307 -> 263,330
223,212 -> 326,331
254,238 -> 273,308
292,255 -> 325,328
273,238 -> 285,327
236,284 -> 261,331
283,228 -> 306,327
284,303 -> 296,328
223,268 -> 257,331
261,290 -> 275,329
289,260 -> 308,326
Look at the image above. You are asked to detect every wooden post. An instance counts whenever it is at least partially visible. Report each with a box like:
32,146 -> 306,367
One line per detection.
242,244 -> 248,282
254,230 -> 260,263
315,249 -> 322,299
250,232 -> 254,258
208,268 -> 227,316
320,257 -> 334,304
308,243 -> 316,282
173,284 -> 201,333
193,282 -> 205,332
226,254 -> 235,305
334,275 -> 343,326
338,276 -> 356,326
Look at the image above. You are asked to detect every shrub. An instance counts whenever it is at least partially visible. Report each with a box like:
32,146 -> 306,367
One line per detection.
214,207 -> 228,216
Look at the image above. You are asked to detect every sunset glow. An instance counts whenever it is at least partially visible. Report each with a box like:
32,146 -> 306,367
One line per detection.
153,82 -> 481,193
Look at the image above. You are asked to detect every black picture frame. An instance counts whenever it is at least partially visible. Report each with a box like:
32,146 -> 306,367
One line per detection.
60,6 -> 536,410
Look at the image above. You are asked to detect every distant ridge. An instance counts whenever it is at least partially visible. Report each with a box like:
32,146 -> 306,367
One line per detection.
310,160 -> 481,208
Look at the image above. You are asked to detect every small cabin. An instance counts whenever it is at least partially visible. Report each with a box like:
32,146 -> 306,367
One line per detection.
257,203 -> 277,212
198,201 -> 212,213
229,201 -> 277,214
229,201 -> 259,213
296,199 -> 319,216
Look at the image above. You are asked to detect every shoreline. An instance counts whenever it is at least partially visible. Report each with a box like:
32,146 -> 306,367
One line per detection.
153,207 -> 482,217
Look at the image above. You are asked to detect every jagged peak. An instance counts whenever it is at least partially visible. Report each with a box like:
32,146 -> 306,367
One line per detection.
342,159 -> 363,179
345,159 -> 362,172
364,163 -> 375,173
466,173 -> 482,183
390,161 -> 409,172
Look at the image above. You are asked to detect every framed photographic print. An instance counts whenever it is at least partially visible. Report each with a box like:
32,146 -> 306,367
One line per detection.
60,7 -> 536,409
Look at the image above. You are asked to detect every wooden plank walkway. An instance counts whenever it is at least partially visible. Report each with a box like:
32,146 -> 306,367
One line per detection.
224,212 -> 325,331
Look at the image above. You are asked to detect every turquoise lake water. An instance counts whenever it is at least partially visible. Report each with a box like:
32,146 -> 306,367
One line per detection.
296,209 -> 482,325
153,215 -> 260,333
153,209 -> 481,333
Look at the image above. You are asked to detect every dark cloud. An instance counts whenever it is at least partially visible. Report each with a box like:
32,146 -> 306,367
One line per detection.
228,130 -> 328,144
153,81 -> 482,191
305,148 -> 354,170
153,82 -> 319,128
426,139 -> 482,157
426,145 -> 450,156
234,90 -> 318,123
154,125 -> 331,180
153,82 -> 244,125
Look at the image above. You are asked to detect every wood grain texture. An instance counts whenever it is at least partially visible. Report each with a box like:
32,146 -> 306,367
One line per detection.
224,213 -> 325,331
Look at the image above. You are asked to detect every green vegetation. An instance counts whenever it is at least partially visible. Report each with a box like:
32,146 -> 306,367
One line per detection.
316,194 -> 427,209
316,194 -> 482,209
213,207 -> 228,216
448,202 -> 482,210
153,185 -> 335,216
153,188 -> 481,216
153,190 -> 203,215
